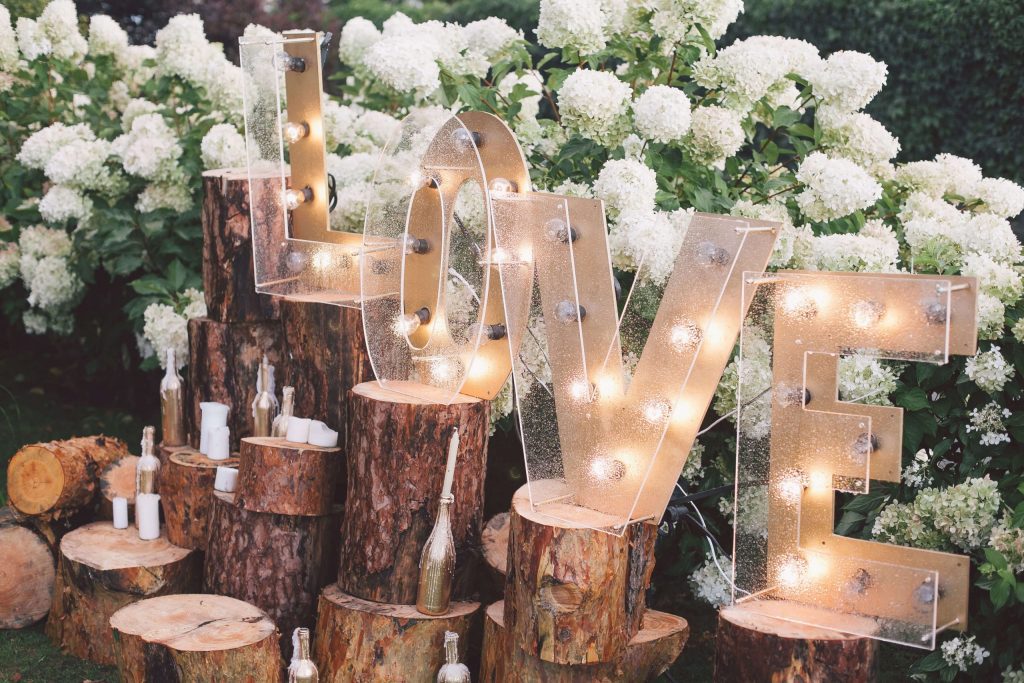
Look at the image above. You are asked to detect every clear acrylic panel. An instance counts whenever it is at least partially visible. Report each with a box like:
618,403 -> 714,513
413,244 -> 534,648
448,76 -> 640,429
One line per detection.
733,270 -> 977,648
240,32 -> 361,306
494,209 -> 779,533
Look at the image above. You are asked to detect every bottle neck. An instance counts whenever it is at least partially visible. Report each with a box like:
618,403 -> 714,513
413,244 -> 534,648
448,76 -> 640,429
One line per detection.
444,633 -> 459,665
297,628 -> 311,660
281,392 -> 294,416
436,496 -> 453,523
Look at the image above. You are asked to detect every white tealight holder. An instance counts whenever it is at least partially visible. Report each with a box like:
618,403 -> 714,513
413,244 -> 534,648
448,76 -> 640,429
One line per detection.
112,496 -> 129,529
208,425 -> 231,461
199,401 -> 229,455
308,420 -> 339,448
286,417 -> 311,444
136,493 -> 160,540
214,466 -> 238,493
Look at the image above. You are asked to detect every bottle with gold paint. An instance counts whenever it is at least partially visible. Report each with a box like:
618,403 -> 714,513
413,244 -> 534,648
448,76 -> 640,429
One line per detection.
416,429 -> 459,616
436,631 -> 471,683
159,348 -> 187,446
288,627 -> 318,683
253,355 -> 275,437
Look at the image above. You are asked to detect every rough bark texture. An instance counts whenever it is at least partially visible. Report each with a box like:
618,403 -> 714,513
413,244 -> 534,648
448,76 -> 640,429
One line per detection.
159,448 -> 236,550
201,169 -> 280,323
110,593 -> 281,683
481,512 -> 510,603
504,482 -> 658,665
187,317 -> 283,452
279,299 -> 373,451
314,583 -> 480,683
6,436 -> 129,519
157,443 -> 193,469
97,454 -> 138,520
45,523 -> 200,664
0,506 -> 56,628
338,381 -> 489,604
714,605 -> 879,683
481,601 -> 688,683
236,437 -> 342,516
204,490 -> 341,652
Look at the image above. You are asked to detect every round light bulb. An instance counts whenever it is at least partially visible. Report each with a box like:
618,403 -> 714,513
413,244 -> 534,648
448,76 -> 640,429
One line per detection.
697,241 -> 730,267
489,177 -> 517,195
776,472 -> 805,505
568,380 -> 591,401
451,128 -> 480,152
312,251 -> 332,271
924,301 -> 947,325
285,186 -> 312,210
590,457 -> 626,482
554,300 -> 586,323
285,250 -> 307,273
282,121 -> 309,144
781,287 -> 817,319
544,218 -> 578,244
643,400 -> 671,423
776,556 -> 806,588
850,299 -> 885,329
396,307 -> 431,336
669,320 -> 702,351
468,322 -> 507,343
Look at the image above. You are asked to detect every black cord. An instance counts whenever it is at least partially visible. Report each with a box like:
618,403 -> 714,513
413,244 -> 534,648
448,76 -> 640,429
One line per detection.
327,173 -> 337,212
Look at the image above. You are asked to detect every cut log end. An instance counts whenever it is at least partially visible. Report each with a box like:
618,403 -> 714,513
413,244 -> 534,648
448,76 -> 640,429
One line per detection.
7,445 -> 65,514
99,454 -> 138,503
0,517 -> 55,628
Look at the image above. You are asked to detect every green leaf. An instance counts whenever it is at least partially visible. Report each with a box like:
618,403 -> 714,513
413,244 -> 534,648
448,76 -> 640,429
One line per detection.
894,387 -> 929,411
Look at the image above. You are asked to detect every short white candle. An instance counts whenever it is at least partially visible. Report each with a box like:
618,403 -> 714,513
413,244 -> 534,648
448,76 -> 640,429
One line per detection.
208,425 -> 231,461
307,421 -> 339,448
136,493 -> 160,540
199,402 -> 229,455
112,496 -> 129,529
214,466 -> 238,493
441,429 -> 459,498
286,417 -> 311,444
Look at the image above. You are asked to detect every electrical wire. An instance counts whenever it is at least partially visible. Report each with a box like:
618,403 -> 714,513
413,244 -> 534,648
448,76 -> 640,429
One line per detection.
676,481 -> 749,597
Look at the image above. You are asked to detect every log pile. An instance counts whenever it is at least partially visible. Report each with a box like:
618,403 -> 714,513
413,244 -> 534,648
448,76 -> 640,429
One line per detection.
159,448 -> 236,549
0,506 -> 55,629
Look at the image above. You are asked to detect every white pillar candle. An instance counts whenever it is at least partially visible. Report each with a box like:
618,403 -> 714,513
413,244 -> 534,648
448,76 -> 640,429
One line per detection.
214,466 -> 238,493
199,402 -> 229,455
136,493 -> 161,540
441,429 -> 459,498
208,425 -> 231,461
307,421 -> 339,448
286,417 -> 311,444
112,496 -> 129,529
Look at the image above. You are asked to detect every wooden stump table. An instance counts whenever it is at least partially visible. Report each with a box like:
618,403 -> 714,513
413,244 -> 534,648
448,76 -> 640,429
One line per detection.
480,601 -> 689,682
314,583 -> 480,682
235,437 -> 341,515
0,506 -> 55,629
111,593 -> 281,682
46,522 -> 200,664
160,448 -> 237,549
714,604 -> 879,683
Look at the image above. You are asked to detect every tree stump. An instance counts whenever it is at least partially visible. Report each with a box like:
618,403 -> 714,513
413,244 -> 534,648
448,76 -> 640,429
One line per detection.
201,168 -> 280,323
481,512 -> 510,602
235,437 -> 341,516
97,454 -> 138,520
0,506 -> 55,629
187,317 -> 283,452
338,381 -> 489,604
279,300 -> 373,450
504,480 -> 658,665
204,490 -> 341,652
158,443 -> 193,469
481,601 -> 688,682
6,436 -> 129,519
110,593 -> 281,683
714,604 -> 879,683
46,522 -> 200,664
314,583 -> 479,682
160,448 -> 237,549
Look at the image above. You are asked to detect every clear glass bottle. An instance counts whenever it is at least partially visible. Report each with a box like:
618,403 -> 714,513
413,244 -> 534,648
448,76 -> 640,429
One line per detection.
416,495 -> 456,616
436,631 -> 471,683
288,627 -> 318,683
159,349 -> 187,446
136,426 -> 160,495
252,355 -> 275,437
272,386 -> 295,438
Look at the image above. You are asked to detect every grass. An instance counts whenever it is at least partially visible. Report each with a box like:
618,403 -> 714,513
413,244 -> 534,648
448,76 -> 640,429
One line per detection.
0,625 -> 116,683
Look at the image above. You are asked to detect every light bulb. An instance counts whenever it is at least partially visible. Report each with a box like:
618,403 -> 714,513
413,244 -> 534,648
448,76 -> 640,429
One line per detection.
643,400 -> 671,423
776,472 -> 805,505
806,553 -> 829,580
776,556 -> 806,588
590,457 -> 626,482
669,320 -> 702,351
282,121 -> 309,144
451,128 -> 481,152
285,186 -> 312,210
697,241 -> 730,267
781,287 -> 818,319
852,432 -> 879,463
468,322 -> 507,343
404,235 -> 430,255
396,307 -> 431,335
277,51 -> 305,73
924,301 -> 947,325
430,357 -> 457,382
285,250 -> 307,273
775,384 -> 810,408
594,373 -> 619,399
568,379 -> 591,401
312,251 -> 332,271
489,177 -> 517,195
544,218 -> 578,243
850,299 -> 885,329
554,300 -> 586,323
807,470 -> 831,491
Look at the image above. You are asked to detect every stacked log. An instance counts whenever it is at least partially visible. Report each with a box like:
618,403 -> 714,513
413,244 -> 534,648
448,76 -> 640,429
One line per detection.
0,506 -> 55,629
159,448 -> 236,549
235,437 -> 341,515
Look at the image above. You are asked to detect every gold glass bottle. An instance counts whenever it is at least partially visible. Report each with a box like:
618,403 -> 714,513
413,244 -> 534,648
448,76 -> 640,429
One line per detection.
416,494 -> 456,615
436,631 -> 471,683
159,348 -> 187,446
136,426 -> 160,495
288,627 -> 318,683
253,355 -> 274,437
272,386 -> 295,438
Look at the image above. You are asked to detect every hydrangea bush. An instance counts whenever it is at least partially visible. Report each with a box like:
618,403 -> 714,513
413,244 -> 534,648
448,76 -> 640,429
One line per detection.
1,1 -> 1022,677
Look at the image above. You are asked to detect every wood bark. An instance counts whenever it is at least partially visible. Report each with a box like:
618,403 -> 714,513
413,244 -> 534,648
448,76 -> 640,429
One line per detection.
159,448 -> 236,550
314,583 -> 480,683
481,601 -> 688,683
187,316 -> 283,452
481,512 -> 510,602
504,481 -> 658,665
279,299 -> 373,451
338,381 -> 489,604
714,605 -> 879,683
110,593 -> 281,683
201,169 -> 280,323
204,490 -> 341,652
158,443 -> 193,469
0,506 -> 56,628
45,522 -> 200,664
97,454 -> 138,520
236,436 -> 342,515
6,436 -> 129,518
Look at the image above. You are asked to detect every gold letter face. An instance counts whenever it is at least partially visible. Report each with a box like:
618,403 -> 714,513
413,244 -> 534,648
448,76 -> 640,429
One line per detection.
734,271 -> 977,649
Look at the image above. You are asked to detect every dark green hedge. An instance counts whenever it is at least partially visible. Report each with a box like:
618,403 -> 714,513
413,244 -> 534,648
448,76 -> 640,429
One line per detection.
730,0 -> 1024,182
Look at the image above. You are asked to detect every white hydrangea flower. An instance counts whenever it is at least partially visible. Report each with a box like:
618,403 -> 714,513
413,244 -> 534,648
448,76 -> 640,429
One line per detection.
962,252 -> 1023,305
966,402 -> 1012,446
632,85 -> 691,143
44,138 -> 117,192
688,552 -> 733,607
0,242 -> 20,289
693,36 -> 817,111
989,515 -> 1024,574
88,15 -> 128,62
959,213 -> 1022,265
730,199 -> 804,268
795,152 -> 882,222
902,449 -> 933,489
329,181 -> 372,232
895,160 -> 948,197
39,185 -> 93,224
838,354 -> 898,405
715,325 -> 774,439
463,17 -> 522,62
558,70 -> 633,145
23,254 -> 82,309
593,158 -> 658,216
608,208 -> 690,284
155,14 -> 241,114
549,179 -> 594,198
349,110 -> 401,153
687,105 -> 745,167
648,0 -> 744,41
143,302 -> 189,369
321,100 -> 360,151
498,71 -> 544,121
971,177 -> 1024,219
23,308 -> 73,335
537,0 -> 610,55
816,106 -> 900,170
327,152 -> 377,186
19,224 -> 72,259
680,440 -> 704,483
113,112 -> 182,181
122,44 -> 156,87
1004,667 -> 1024,683
941,635 -> 990,673
364,35 -> 441,95
200,124 -> 247,169
16,17 -> 52,61
17,122 -> 94,170
803,220 -> 899,272
933,153 -> 983,197
119,99 -> 158,131
136,182 -> 191,213
806,50 -> 886,111
0,5 -> 20,71
181,287 -> 207,320
874,476 -> 1001,551
338,17 -> 381,65
1012,317 -> 1024,344
976,293 -> 1006,340
965,346 -> 1013,394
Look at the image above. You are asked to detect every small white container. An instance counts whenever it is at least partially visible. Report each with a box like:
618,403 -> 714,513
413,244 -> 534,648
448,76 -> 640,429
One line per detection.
285,417 -> 312,444
307,420 -> 339,448
112,496 -> 129,529
214,466 -> 238,493
135,493 -> 161,540
207,425 -> 231,461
